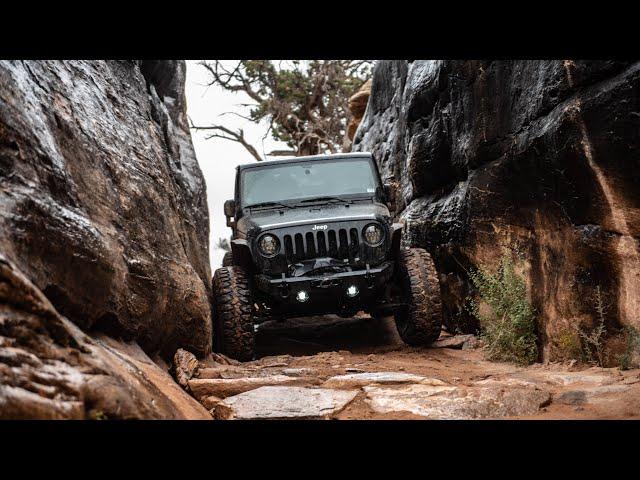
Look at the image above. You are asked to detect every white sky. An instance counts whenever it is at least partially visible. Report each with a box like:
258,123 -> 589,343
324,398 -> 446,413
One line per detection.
184,60 -> 288,268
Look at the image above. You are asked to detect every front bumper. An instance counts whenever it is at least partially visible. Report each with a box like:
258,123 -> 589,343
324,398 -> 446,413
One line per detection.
254,261 -> 394,315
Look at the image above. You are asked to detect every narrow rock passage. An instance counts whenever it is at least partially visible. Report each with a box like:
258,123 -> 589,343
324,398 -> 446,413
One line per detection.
176,315 -> 640,420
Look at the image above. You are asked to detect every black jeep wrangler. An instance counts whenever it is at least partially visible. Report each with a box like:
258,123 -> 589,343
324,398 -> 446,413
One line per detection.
212,153 -> 442,361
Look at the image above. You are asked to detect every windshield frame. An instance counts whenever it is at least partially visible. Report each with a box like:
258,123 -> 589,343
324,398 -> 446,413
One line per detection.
236,155 -> 384,211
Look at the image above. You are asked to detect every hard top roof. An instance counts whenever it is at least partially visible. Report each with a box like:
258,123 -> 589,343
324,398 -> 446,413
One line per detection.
236,152 -> 374,172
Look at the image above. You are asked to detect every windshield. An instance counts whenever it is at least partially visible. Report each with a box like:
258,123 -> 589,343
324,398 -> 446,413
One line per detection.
240,158 -> 379,207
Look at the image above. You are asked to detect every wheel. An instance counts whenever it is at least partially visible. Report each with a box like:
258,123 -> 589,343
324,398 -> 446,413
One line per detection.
392,248 -> 443,345
211,266 -> 255,361
221,251 -> 233,267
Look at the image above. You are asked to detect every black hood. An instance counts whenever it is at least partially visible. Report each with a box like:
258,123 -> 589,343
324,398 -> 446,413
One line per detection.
236,201 -> 390,237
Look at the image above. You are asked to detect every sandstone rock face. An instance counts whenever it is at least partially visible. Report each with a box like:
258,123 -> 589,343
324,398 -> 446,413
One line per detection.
432,334 -> 478,349
363,383 -> 551,419
323,371 -> 439,389
0,256 -> 210,419
188,375 -> 315,400
347,79 -> 372,139
0,60 -> 211,358
353,60 -> 640,359
174,348 -> 199,388
0,60 -> 213,418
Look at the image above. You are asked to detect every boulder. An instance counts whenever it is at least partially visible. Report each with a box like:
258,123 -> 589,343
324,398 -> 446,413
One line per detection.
214,386 -> 358,420
515,369 -> 623,386
201,395 -> 222,410
432,334 -> 477,349
174,348 -> 199,388
0,256 -> 210,419
323,371 -> 446,389
188,375 -> 317,400
363,383 -> 550,419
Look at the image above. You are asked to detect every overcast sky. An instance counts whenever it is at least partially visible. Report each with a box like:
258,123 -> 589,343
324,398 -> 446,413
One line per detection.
184,60 -> 288,268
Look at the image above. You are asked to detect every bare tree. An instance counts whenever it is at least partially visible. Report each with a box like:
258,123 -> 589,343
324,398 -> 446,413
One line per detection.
191,60 -> 372,160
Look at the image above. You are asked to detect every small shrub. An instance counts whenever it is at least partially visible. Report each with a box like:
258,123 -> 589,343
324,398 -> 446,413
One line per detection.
89,410 -> 108,420
467,254 -> 538,365
573,286 -> 608,366
554,326 -> 582,361
616,325 -> 640,370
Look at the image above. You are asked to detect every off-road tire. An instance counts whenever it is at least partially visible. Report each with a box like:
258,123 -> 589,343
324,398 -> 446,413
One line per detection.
393,248 -> 443,345
221,251 -> 233,267
212,266 -> 255,361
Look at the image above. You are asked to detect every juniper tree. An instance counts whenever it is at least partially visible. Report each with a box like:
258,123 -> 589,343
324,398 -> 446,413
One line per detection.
191,60 -> 372,160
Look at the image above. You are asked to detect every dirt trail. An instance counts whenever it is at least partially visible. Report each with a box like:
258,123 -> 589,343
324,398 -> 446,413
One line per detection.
179,315 -> 640,420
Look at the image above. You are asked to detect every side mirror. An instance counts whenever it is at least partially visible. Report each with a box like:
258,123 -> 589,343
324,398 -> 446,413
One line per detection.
224,199 -> 235,217
224,199 -> 236,228
383,183 -> 396,210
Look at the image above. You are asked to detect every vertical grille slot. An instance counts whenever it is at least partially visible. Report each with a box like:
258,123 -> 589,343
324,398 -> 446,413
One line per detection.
338,229 -> 348,258
305,232 -> 316,258
349,228 -> 359,258
284,234 -> 294,259
328,230 -> 338,257
317,231 -> 327,256
294,233 -> 304,260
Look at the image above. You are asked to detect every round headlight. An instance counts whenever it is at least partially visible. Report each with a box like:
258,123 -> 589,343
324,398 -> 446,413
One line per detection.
362,223 -> 383,246
258,234 -> 280,257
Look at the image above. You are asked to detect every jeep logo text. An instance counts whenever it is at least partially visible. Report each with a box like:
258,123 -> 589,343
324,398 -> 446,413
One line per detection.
311,224 -> 328,231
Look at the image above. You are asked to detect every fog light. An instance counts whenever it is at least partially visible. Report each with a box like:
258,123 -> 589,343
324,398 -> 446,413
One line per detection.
296,290 -> 309,303
346,285 -> 359,297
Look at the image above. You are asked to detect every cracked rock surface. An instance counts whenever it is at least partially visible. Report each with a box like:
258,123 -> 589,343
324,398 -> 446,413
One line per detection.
0,255 -> 210,419
181,316 -> 640,420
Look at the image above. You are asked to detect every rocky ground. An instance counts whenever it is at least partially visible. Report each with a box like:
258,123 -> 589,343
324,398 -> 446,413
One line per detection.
175,315 -> 640,420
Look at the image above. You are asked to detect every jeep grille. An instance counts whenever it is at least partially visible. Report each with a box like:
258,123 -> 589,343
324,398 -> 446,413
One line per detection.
254,220 -> 388,275
283,228 -> 361,262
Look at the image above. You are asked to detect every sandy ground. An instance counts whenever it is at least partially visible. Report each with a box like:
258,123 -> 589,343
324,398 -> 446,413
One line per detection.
192,315 -> 640,420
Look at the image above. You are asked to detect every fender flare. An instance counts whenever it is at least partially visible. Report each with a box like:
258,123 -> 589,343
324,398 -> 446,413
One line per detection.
231,239 -> 253,270
390,223 -> 403,259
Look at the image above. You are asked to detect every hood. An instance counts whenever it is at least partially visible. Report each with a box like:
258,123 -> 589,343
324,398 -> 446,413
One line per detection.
236,201 -> 390,236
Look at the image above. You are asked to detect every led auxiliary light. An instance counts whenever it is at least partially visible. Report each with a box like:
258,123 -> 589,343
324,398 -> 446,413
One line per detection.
296,290 -> 309,303
346,285 -> 359,297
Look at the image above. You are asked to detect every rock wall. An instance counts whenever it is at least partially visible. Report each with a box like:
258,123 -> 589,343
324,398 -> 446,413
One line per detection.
0,60 -> 213,418
0,255 -> 210,419
0,60 -> 211,357
353,60 -> 640,360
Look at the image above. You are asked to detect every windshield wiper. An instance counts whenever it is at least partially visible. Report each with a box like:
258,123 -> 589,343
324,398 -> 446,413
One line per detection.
244,201 -> 293,210
298,196 -> 353,204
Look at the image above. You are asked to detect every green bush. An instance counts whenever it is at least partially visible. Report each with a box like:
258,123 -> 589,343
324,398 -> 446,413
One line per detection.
467,254 -> 538,365
617,325 -> 640,370
554,326 -> 583,360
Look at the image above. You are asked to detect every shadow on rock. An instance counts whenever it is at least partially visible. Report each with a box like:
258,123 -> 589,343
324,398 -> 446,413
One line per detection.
255,314 -> 403,357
